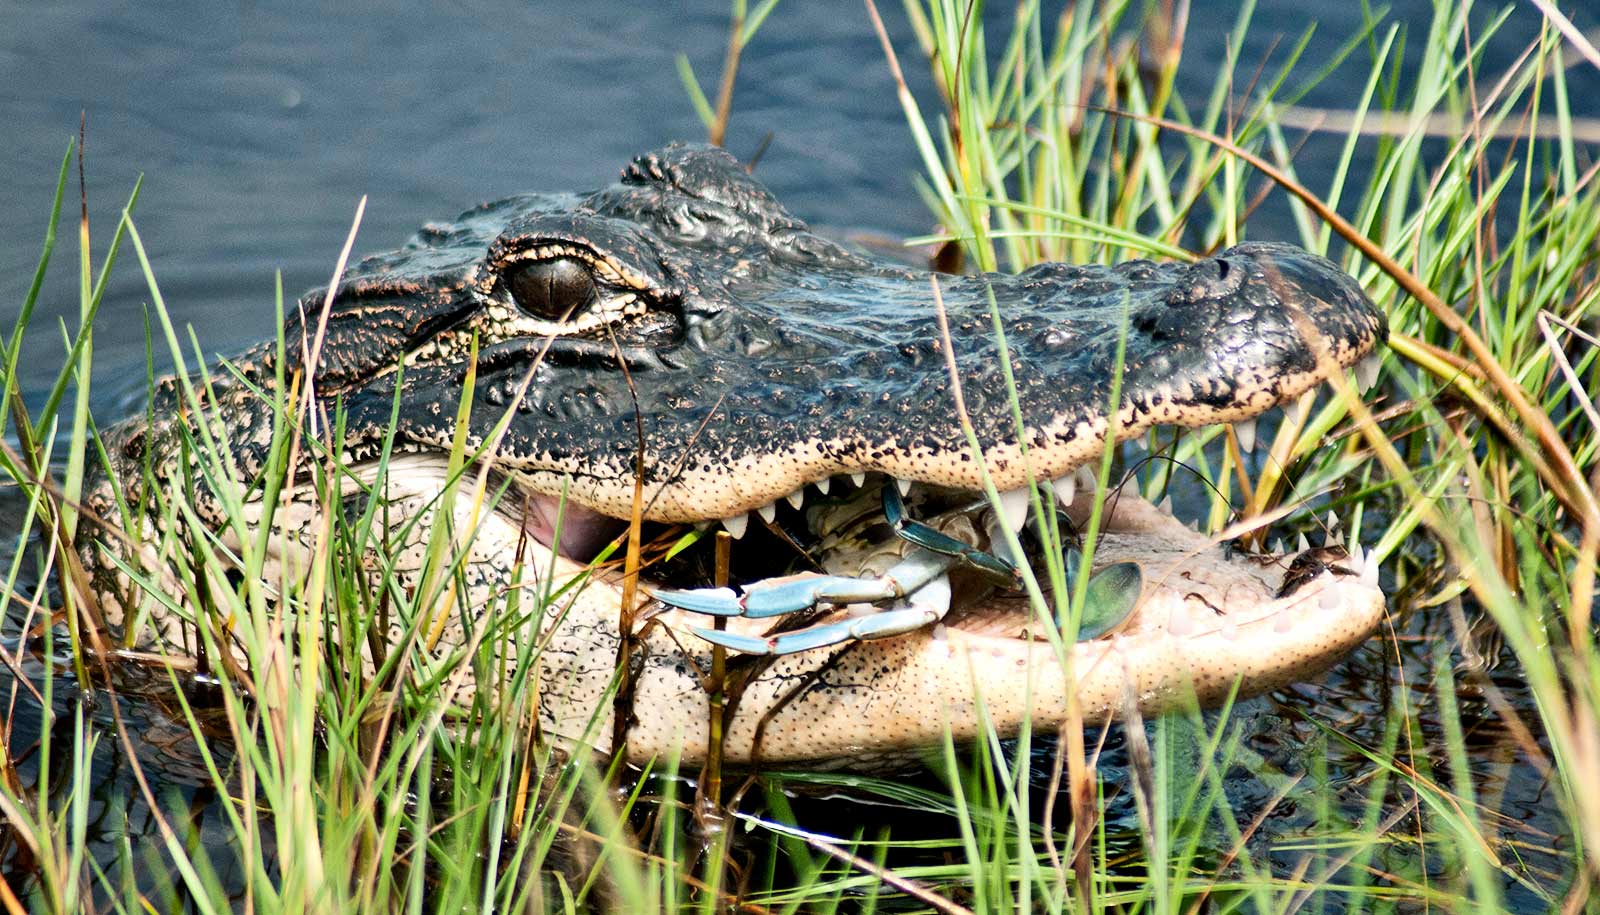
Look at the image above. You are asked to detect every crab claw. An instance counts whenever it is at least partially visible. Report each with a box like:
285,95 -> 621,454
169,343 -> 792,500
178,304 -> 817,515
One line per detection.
1072,561 -> 1143,640
691,625 -> 833,655
652,540 -> 962,621
692,607 -> 942,656
691,573 -> 954,656
652,572 -> 907,619
644,585 -> 745,616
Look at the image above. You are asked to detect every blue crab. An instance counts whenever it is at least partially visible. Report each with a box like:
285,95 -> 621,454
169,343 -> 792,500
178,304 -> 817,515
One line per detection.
651,481 -> 1143,655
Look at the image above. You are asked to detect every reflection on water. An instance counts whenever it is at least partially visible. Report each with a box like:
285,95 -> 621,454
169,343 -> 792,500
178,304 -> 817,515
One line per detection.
1,0 -> 1592,909
0,656 -> 262,903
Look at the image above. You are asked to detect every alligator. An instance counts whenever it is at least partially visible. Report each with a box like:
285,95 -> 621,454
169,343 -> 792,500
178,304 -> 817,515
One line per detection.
84,144 -> 1388,770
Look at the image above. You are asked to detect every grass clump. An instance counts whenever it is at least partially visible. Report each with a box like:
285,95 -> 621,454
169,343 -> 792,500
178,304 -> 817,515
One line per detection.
0,155 -> 643,911
1,1 -> 1597,912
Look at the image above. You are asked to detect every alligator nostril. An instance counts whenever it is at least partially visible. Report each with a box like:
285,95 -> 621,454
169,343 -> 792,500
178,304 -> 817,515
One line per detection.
1207,257 -> 1245,293
1167,256 -> 1244,305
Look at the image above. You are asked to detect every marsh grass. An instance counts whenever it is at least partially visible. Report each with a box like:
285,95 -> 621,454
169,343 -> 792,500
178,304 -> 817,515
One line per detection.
2,0 -> 1598,911
873,0 -> 1600,909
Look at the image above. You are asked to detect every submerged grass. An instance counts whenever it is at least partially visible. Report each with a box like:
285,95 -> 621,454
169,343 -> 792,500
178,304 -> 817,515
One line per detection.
1,0 -> 1597,911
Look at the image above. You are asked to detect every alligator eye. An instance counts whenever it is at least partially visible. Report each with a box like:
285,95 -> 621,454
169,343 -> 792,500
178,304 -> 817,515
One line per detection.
505,257 -> 597,320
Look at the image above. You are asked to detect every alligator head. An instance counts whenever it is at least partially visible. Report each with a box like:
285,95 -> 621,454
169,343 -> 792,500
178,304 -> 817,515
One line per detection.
87,144 -> 1388,770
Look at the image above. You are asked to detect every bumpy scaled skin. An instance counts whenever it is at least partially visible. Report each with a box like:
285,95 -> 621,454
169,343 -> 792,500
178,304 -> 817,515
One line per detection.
84,144 -> 1388,769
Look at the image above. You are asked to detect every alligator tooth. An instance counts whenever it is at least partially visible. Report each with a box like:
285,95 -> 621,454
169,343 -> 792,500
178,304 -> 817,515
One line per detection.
1356,354 -> 1382,391
1168,606 -> 1194,636
694,520 -> 713,532
1272,538 -> 1287,555
1360,556 -> 1380,588
1158,494 -> 1174,515
1297,532 -> 1311,553
1052,473 -> 1076,506
896,477 -> 912,497
1128,434 -> 1147,452
814,477 -> 831,495
1325,510 -> 1339,531
984,517 -> 1026,568
850,471 -> 866,488
785,489 -> 805,510
1319,582 -> 1342,609
722,513 -> 749,539
757,502 -> 777,524
1234,417 -> 1258,453
1076,465 -> 1097,489
996,486 -> 1030,534
1350,543 -> 1366,573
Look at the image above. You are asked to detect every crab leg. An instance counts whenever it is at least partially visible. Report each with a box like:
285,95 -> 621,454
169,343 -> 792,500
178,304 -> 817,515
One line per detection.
650,544 -> 960,619
881,482 -> 1019,585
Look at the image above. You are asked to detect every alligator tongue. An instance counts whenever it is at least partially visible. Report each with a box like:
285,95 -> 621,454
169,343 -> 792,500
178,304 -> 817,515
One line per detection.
522,493 -> 627,560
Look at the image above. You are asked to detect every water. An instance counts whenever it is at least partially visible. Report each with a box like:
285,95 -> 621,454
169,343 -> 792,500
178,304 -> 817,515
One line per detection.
5,1 -> 1594,394
1,0 -> 1594,908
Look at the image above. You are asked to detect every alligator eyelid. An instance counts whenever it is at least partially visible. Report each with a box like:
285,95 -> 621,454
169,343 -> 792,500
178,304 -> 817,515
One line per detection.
510,244 -> 641,289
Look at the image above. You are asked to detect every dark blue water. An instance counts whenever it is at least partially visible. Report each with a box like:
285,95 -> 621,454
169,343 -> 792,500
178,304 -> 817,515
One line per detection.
5,1 -> 1595,391
1,1 -> 1595,909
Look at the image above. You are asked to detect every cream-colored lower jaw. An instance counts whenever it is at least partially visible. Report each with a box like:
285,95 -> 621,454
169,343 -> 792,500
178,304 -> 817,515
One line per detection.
614,486 -> 1386,767
973,486 -> 1386,723
98,452 -> 1382,772
310,456 -> 1381,768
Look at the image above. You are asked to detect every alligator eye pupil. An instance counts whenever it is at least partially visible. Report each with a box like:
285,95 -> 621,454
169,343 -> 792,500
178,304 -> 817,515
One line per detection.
506,256 -> 597,320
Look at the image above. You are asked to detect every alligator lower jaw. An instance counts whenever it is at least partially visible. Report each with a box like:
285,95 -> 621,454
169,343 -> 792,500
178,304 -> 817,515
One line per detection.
532,475 -> 1385,767
337,454 -> 1382,765
937,488 -> 1384,719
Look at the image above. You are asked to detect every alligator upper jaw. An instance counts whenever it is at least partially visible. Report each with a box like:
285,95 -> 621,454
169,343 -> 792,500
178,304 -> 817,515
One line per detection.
359,240 -> 1387,529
